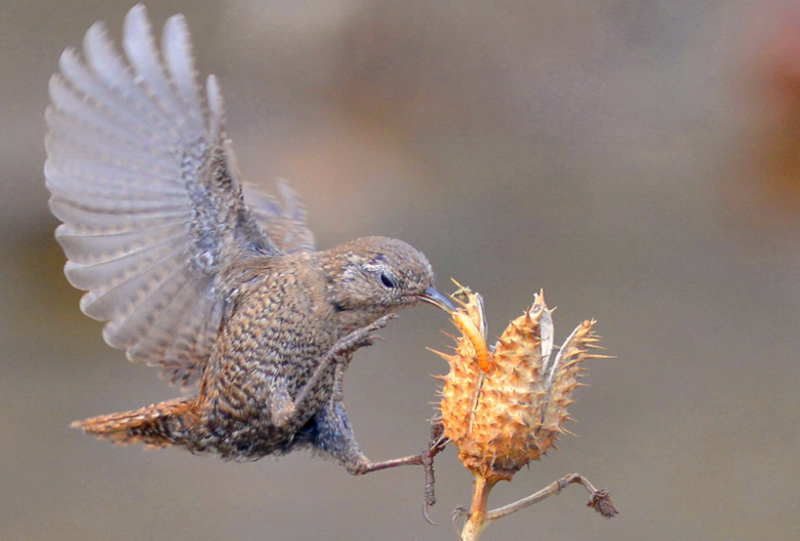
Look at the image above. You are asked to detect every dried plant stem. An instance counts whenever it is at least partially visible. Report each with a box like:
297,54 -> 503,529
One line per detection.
486,473 -> 612,523
460,473 -> 500,541
460,473 -> 617,540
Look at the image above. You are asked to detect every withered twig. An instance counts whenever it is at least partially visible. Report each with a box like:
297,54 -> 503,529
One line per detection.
483,473 -> 617,525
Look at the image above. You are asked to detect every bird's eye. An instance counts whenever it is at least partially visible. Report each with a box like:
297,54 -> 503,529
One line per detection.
380,271 -> 396,288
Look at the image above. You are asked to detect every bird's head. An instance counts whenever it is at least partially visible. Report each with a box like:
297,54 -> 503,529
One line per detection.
321,236 -> 453,320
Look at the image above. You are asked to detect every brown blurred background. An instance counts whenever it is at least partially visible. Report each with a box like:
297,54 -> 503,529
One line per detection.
3,1 -> 800,539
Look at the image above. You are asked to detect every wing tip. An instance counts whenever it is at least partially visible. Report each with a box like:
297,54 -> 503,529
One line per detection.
84,19 -> 111,51
123,3 -> 154,45
206,74 -> 225,139
164,12 -> 189,33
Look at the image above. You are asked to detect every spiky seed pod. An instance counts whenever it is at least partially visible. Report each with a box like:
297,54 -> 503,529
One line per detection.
435,289 -> 603,481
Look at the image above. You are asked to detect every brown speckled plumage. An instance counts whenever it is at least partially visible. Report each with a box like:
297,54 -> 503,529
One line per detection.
48,5 -> 451,474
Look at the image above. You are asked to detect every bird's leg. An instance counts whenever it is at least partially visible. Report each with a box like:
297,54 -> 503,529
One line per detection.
312,394 -> 447,477
331,346 -> 351,403
311,399 -> 371,471
350,421 -> 447,476
272,315 -> 395,429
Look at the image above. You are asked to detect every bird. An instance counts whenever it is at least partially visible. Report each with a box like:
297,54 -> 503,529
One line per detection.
45,4 -> 453,475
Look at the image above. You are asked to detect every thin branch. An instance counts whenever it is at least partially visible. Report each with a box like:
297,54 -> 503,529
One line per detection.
484,473 -> 617,525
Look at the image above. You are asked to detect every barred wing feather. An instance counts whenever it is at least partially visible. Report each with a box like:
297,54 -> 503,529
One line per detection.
44,5 -> 295,386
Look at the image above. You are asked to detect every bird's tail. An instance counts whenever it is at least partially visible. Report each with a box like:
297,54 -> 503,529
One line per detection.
72,397 -> 196,449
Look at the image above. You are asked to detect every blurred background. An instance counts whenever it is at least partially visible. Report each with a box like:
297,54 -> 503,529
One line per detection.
3,1 -> 800,539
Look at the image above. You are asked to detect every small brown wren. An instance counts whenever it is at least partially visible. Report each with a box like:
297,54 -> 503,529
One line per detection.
45,4 -> 453,474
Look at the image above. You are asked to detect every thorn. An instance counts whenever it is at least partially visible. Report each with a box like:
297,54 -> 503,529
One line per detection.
523,309 -> 534,325
426,347 -> 454,362
449,277 -> 467,291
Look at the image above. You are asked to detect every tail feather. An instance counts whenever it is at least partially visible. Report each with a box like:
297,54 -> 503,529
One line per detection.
72,397 -> 195,448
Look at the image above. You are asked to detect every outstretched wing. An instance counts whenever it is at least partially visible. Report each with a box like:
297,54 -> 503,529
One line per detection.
45,5 -> 284,386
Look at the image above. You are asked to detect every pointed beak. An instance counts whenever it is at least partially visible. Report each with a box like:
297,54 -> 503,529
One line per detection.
417,286 -> 455,312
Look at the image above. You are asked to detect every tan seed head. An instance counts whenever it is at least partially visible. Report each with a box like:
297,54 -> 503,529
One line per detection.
434,288 -> 604,481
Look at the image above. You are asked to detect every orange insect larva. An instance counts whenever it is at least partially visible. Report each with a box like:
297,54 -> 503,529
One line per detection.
452,311 -> 492,373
